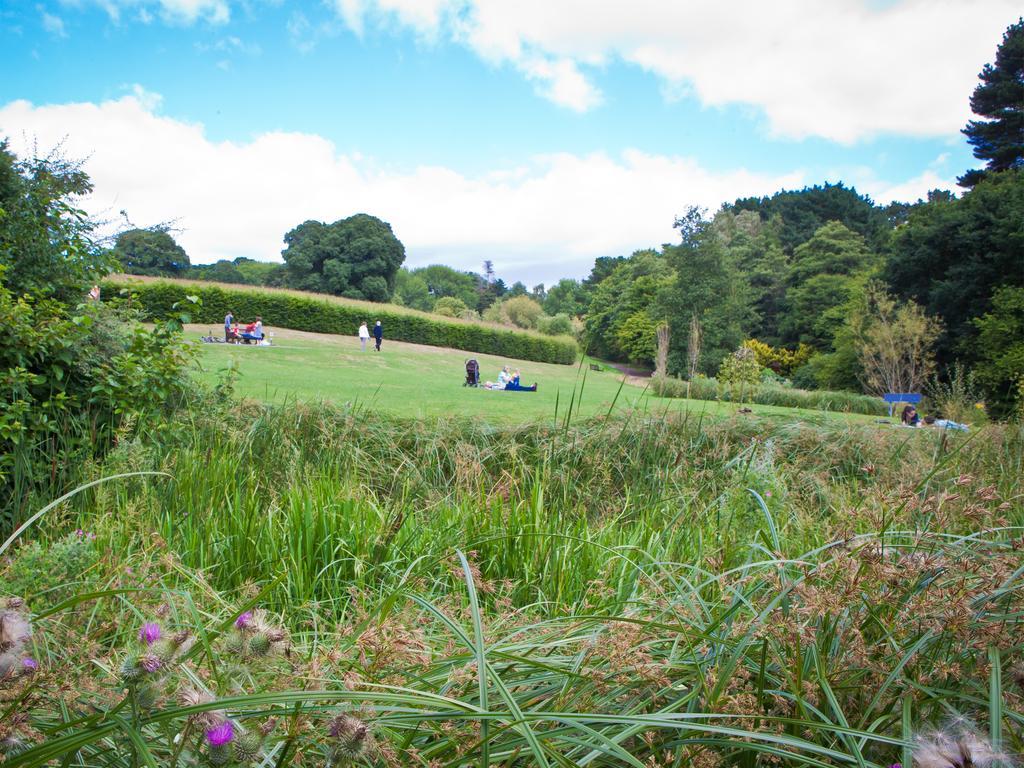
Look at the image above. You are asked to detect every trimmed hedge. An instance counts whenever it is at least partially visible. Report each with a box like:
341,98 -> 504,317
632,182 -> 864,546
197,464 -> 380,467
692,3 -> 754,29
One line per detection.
104,279 -> 579,365
651,374 -> 889,416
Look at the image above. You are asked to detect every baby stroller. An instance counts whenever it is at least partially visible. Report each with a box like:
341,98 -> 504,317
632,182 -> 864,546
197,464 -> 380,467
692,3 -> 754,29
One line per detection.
464,359 -> 480,387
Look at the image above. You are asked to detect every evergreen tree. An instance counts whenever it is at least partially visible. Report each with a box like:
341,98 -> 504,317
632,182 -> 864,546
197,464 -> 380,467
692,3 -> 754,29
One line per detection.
959,18 -> 1024,186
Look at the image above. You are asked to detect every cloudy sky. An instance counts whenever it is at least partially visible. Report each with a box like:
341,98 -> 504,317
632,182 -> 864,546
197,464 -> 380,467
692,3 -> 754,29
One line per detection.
1,1 -> 1017,283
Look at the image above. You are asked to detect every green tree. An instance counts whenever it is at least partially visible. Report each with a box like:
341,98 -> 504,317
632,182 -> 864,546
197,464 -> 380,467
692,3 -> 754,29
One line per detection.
393,268 -> 433,311
959,18 -> 1024,186
885,169 -> 1024,367
412,265 -> 480,308
712,210 -> 788,344
730,182 -> 892,255
0,139 -> 113,301
281,213 -> 405,300
780,221 -> 880,349
661,208 -> 754,375
614,310 -> 658,365
585,250 -> 672,363
543,278 -> 588,317
113,228 -> 190,276
972,285 -> 1024,418
851,283 -> 942,397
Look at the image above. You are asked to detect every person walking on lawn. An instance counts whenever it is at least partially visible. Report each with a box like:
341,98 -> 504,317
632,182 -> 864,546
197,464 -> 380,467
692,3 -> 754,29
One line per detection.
224,310 -> 234,342
373,320 -> 383,351
358,321 -> 370,351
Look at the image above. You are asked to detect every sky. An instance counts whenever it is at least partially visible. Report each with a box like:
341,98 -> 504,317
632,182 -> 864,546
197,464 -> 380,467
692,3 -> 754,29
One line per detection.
1,1 -> 1018,285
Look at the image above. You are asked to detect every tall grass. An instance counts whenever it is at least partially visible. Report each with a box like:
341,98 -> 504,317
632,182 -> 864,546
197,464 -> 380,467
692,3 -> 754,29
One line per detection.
652,374 -> 889,416
3,403 -> 1021,766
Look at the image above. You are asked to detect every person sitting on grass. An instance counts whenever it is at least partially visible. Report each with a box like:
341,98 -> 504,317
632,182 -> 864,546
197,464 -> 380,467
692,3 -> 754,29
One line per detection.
483,366 -> 511,390
503,368 -> 538,392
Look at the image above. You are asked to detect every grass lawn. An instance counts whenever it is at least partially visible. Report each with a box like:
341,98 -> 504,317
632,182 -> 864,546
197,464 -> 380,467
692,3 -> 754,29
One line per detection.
188,325 -> 876,425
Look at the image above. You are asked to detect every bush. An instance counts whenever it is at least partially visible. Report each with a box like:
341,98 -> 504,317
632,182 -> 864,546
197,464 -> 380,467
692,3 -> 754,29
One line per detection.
652,373 -> 888,415
0,281 -> 196,534
536,313 -> 574,337
106,278 -> 578,365
433,296 -> 469,318
742,339 -> 814,376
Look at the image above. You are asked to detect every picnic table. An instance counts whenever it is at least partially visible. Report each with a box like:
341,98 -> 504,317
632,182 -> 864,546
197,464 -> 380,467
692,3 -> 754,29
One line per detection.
882,392 -> 922,417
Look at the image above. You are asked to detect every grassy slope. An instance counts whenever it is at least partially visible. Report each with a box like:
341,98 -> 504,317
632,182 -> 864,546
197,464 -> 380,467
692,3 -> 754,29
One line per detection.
188,325 -> 876,425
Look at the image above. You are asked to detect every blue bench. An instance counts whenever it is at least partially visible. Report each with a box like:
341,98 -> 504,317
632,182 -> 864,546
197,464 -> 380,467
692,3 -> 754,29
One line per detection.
882,392 -> 922,417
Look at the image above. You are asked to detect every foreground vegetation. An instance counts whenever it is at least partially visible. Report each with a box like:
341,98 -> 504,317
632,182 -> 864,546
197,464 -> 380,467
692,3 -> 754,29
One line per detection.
3,401 -> 1022,766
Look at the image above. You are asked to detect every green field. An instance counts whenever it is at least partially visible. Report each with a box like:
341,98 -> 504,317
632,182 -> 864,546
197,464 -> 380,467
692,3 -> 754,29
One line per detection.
189,325 -> 873,425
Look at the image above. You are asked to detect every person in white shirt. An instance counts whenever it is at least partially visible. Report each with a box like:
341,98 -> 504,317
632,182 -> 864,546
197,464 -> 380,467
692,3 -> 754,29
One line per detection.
358,322 -> 370,351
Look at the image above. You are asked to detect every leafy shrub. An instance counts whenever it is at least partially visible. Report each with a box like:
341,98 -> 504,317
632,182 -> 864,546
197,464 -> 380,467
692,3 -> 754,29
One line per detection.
3,531 -> 99,599
926,363 -> 988,425
717,346 -> 762,387
652,373 -> 888,415
107,278 -> 579,365
432,296 -> 469,317
0,280 -> 196,534
536,313 -> 574,337
742,339 -> 814,376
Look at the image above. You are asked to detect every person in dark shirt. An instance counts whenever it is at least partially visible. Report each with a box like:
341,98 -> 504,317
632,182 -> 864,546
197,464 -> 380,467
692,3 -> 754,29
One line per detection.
900,405 -> 920,426
373,320 -> 383,351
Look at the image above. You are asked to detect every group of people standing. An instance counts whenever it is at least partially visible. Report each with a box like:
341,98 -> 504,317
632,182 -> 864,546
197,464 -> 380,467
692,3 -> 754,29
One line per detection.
358,321 -> 383,352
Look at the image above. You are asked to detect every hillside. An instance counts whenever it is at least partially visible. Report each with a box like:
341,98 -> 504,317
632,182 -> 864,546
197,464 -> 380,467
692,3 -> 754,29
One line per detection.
106,274 -> 578,364
189,324 -> 877,425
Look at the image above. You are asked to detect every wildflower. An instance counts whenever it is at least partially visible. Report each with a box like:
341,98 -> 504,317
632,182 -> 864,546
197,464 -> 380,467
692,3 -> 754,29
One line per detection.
21,657 -> 37,672
138,623 -> 161,646
139,653 -> 163,674
75,529 -> 84,537
235,611 -> 254,630
206,720 -> 235,747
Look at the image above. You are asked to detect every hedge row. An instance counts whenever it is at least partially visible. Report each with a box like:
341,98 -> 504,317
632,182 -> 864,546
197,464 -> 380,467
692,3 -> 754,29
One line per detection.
105,280 -> 579,365
652,374 -> 889,416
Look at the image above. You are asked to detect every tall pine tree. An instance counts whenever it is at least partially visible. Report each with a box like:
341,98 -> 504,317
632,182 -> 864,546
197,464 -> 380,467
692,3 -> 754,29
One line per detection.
959,18 -> 1024,186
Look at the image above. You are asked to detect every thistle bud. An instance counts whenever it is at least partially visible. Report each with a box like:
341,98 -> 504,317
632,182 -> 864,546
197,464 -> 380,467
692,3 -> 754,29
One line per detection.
232,732 -> 263,763
326,715 -> 373,763
120,654 -> 143,682
247,632 -> 271,657
136,682 -> 159,709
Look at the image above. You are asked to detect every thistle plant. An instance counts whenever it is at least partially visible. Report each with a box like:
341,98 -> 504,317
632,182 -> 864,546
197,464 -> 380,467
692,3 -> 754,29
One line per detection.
324,715 -> 375,767
224,608 -> 289,662
120,621 -> 192,710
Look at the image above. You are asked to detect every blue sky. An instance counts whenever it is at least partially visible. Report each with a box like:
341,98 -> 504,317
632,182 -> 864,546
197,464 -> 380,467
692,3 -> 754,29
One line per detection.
1,0 -> 1018,283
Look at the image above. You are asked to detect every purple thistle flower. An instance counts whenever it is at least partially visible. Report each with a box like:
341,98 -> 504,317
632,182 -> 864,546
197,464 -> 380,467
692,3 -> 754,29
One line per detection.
235,611 -> 254,630
206,720 -> 234,746
138,623 -> 161,646
22,657 -> 38,671
75,529 -> 84,537
889,764 -> 902,768
140,653 -> 163,673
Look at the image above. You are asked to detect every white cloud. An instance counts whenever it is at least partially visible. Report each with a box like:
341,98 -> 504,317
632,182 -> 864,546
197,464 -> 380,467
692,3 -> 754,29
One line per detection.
328,0 -> 1019,140
0,95 -> 807,282
40,9 -> 68,37
519,55 -> 603,112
